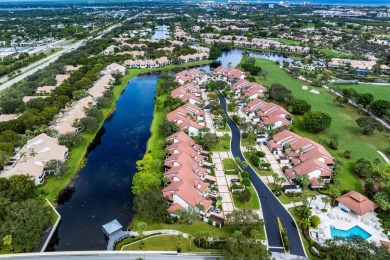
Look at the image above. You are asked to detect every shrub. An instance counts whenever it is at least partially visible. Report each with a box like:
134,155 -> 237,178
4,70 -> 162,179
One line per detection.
251,155 -> 260,167
241,171 -> 249,179
311,215 -> 321,228
241,178 -> 251,186
237,188 -> 251,203
255,151 -> 265,157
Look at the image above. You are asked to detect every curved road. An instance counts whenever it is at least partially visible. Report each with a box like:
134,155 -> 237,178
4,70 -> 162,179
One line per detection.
218,91 -> 306,256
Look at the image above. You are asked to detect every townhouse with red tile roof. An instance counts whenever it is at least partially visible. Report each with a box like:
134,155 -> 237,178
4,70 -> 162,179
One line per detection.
166,103 -> 205,136
231,79 -> 267,99
175,68 -> 205,84
162,131 -> 214,217
213,66 -> 246,82
171,89 -> 202,105
267,129 -> 334,188
243,98 -> 292,130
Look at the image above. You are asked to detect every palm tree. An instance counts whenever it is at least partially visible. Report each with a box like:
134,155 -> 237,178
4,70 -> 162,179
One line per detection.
176,234 -> 183,252
187,208 -> 198,225
188,234 -> 194,251
301,175 -> 311,190
299,218 -> 311,231
136,222 -> 147,249
308,194 -> 317,208
322,196 -> 331,210
203,231 -> 211,249
271,172 -> 279,187
329,188 -> 340,205
317,177 -> 324,189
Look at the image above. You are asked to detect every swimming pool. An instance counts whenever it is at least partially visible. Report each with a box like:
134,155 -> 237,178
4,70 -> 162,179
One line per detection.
330,225 -> 372,240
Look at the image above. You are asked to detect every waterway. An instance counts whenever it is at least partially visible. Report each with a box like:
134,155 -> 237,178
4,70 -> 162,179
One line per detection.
48,74 -> 159,251
48,48 -> 300,251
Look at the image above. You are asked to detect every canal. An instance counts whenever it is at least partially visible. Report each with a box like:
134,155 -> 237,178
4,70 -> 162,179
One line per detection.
48,74 -> 159,251
48,48 -> 301,251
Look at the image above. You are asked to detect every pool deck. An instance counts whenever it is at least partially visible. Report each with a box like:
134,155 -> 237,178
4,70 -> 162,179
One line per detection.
309,195 -> 389,246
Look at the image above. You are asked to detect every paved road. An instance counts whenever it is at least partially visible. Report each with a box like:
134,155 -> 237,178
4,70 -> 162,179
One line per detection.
0,41 -> 84,91
0,11 -> 147,92
218,91 -> 306,257
0,252 -> 218,260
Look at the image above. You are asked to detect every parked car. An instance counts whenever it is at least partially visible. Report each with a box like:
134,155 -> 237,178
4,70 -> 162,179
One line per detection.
231,178 -> 240,183
209,190 -> 218,195
211,207 -> 221,214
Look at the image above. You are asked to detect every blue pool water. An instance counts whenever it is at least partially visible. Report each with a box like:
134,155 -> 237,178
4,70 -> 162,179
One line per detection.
330,225 -> 372,240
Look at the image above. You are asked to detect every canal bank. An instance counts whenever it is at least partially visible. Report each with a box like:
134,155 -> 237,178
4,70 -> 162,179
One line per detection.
46,60 -> 213,251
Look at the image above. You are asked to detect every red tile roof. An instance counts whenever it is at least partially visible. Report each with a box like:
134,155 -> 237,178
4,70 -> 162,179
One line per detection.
336,191 -> 379,216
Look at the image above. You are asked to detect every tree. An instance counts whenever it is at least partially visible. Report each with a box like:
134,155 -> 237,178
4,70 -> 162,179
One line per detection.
188,234 -> 194,251
136,222 -> 147,249
302,111 -> 332,133
356,93 -> 374,108
224,231 -> 271,260
132,171 -> 160,195
44,159 -> 69,177
3,175 -> 35,202
322,196 -> 331,210
237,188 -> 251,202
79,116 -> 98,132
308,194 -> 317,208
354,158 -> 373,178
209,46 -> 222,60
86,107 -> 103,121
344,149 -> 352,159
286,99 -> 311,115
2,234 -> 12,252
328,134 -> 339,150
0,199 -> 51,252
329,187 -> 341,205
225,209 -> 264,237
374,191 -> 390,211
234,157 -> 248,170
299,218 -> 311,231
356,117 -> 384,135
324,236 -> 390,260
59,132 -> 85,148
133,191 -> 169,223
295,174 -> 310,190
158,118 -> 179,137
268,83 -> 293,102
176,234 -> 183,252
370,99 -> 390,117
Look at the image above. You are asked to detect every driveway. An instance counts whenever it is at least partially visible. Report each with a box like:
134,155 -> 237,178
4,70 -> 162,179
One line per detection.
218,91 -> 306,256
212,151 -> 236,216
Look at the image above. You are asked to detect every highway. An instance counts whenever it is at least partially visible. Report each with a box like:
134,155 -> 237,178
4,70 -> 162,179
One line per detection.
218,91 -> 306,257
0,11 -> 144,92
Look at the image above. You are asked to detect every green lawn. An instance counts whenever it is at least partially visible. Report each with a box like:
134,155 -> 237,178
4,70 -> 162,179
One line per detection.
37,60 -> 213,204
211,133 -> 231,152
252,58 -> 390,193
131,218 -> 232,238
146,93 -> 167,173
222,158 -> 238,174
271,38 -> 302,46
317,48 -> 352,58
243,152 -> 272,176
334,83 -> 390,102
233,186 -> 260,210
121,234 -> 217,252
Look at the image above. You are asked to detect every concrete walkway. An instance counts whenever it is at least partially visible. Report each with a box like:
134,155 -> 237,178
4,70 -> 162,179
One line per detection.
211,151 -> 236,215
377,151 -> 390,164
